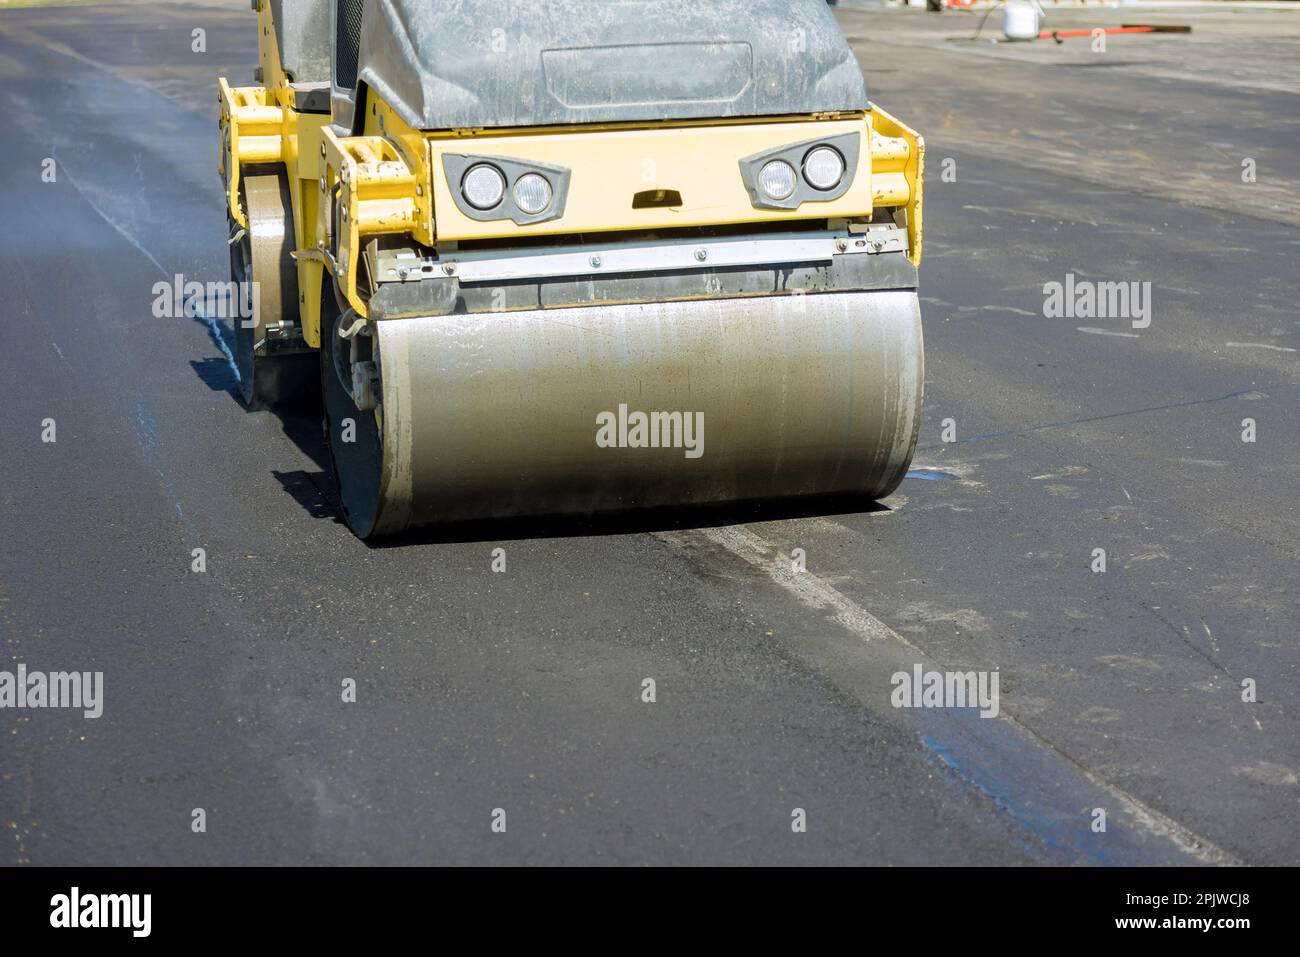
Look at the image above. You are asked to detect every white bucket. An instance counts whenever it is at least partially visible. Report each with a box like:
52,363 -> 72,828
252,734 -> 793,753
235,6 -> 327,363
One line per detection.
1002,3 -> 1041,41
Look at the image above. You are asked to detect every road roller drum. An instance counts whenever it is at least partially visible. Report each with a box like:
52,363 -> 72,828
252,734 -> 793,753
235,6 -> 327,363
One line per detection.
321,289 -> 923,536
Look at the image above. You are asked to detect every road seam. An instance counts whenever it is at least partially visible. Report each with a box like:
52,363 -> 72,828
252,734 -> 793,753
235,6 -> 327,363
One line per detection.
697,523 -> 1244,866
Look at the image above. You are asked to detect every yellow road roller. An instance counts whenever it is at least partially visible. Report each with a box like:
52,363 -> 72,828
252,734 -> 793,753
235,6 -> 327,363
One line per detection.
219,0 -> 925,537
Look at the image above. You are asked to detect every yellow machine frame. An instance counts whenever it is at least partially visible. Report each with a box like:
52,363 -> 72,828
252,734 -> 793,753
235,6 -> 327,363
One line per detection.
219,3 -> 924,346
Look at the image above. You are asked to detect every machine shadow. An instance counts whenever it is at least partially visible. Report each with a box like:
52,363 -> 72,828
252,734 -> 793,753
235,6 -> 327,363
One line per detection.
191,316 -> 342,523
190,357 -> 239,393
263,406 -> 344,525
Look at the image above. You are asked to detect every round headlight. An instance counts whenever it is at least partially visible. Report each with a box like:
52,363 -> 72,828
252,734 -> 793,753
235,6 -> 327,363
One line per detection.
757,160 -> 797,202
462,164 -> 505,210
512,172 -> 553,215
803,146 -> 845,191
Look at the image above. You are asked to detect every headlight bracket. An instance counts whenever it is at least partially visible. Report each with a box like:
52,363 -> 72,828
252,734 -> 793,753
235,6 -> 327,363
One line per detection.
441,153 -> 571,225
739,131 -> 860,211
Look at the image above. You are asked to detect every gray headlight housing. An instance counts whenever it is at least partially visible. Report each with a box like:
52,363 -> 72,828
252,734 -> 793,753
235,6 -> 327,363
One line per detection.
738,132 -> 860,211
442,153 -> 572,225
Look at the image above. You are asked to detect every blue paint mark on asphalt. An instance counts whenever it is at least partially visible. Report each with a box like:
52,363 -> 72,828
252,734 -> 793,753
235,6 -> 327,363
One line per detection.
133,397 -> 159,455
131,394 -> 189,526
921,733 -> 1113,864
909,705 -> 1146,865
906,468 -> 956,481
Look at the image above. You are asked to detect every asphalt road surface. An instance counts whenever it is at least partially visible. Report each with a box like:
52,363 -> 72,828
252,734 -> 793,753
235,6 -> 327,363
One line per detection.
1,1 -> 1296,865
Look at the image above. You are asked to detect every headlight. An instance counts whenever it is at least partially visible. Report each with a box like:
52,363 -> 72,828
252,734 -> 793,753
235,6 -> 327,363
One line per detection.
803,146 -> 845,191
757,160 -> 797,201
512,172 -> 553,215
462,164 -> 505,210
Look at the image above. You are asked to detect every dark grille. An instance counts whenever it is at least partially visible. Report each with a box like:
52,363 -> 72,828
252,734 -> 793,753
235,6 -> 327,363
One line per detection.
334,0 -> 365,91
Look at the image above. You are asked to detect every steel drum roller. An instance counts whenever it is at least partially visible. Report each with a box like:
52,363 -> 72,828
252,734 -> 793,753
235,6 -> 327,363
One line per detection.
323,290 -> 923,537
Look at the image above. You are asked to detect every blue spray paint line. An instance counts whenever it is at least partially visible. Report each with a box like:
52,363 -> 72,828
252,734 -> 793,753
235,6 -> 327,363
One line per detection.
132,397 -> 159,456
921,734 -> 1107,864
906,468 -> 956,481
132,394 -> 193,528
187,301 -> 241,384
909,703 -> 1196,865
